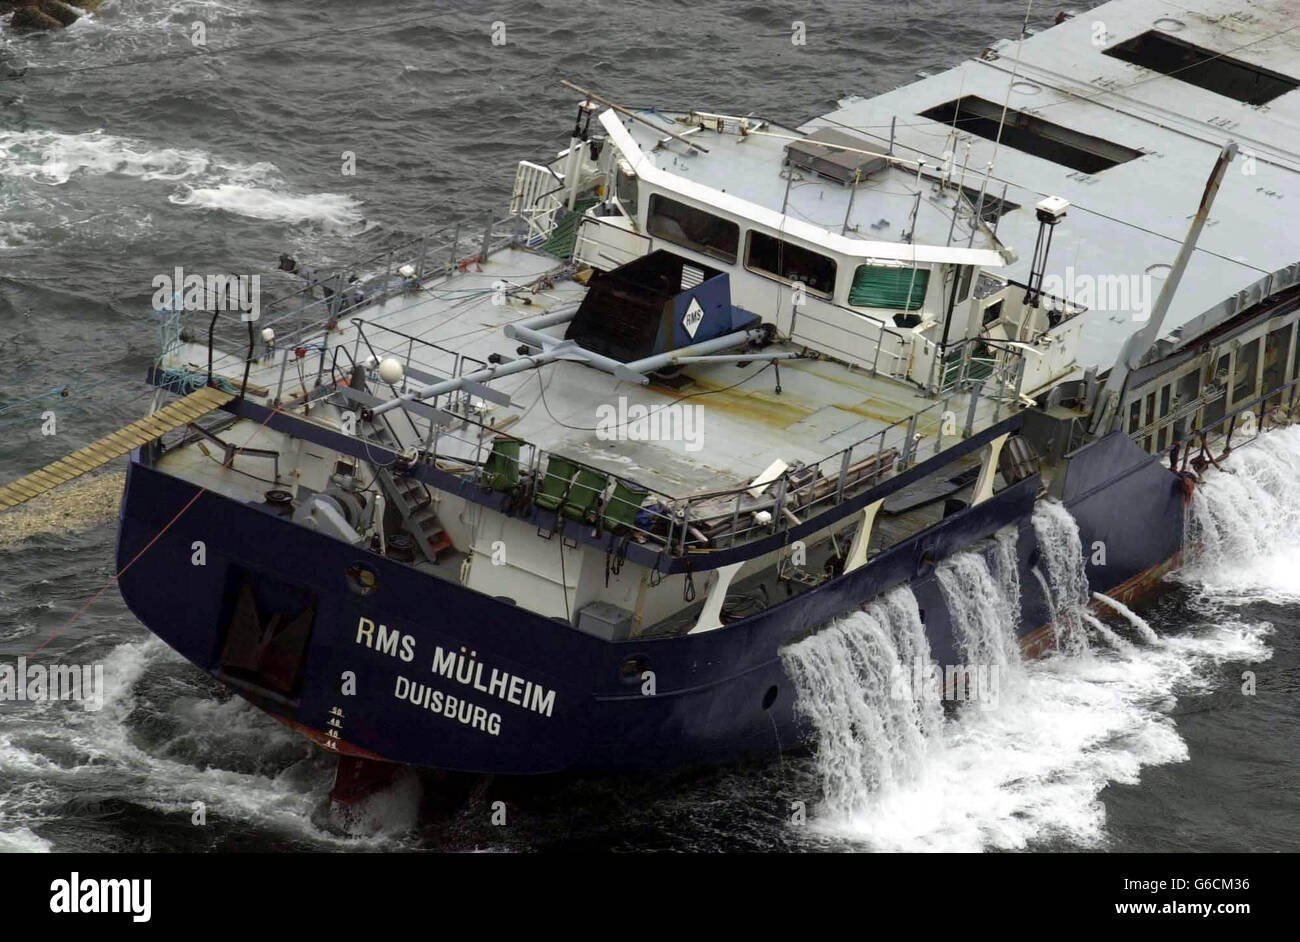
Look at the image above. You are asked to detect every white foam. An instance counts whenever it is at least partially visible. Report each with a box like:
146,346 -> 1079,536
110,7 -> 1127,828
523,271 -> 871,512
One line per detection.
0,128 -> 360,228
787,498 -> 1276,851
0,825 -> 52,853
0,638 -> 407,850
1,0 -> 255,51
1183,424 -> 1300,598
170,184 -> 363,229
808,615 -> 1269,851
0,220 -> 40,249
0,129 -> 213,186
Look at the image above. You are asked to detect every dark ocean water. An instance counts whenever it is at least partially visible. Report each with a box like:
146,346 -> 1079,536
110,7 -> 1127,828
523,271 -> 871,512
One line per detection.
0,0 -> 1296,853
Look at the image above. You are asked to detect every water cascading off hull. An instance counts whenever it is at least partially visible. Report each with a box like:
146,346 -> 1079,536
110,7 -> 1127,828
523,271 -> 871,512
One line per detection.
778,425 -> 1298,845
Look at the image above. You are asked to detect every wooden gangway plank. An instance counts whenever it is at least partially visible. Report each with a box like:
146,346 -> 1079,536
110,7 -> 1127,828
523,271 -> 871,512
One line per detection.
0,386 -> 235,511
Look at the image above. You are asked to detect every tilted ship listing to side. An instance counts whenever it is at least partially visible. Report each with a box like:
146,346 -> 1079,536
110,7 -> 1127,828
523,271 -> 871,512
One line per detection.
4,0 -> 1297,796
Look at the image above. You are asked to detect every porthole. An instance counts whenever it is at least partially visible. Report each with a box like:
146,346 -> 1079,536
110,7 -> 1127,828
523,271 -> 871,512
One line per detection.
620,655 -> 650,684
345,563 -> 379,596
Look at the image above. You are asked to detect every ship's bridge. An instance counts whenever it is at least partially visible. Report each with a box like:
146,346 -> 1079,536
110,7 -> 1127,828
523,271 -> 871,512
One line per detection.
510,103 -> 1083,393
585,107 -> 1014,371
608,108 -> 1011,261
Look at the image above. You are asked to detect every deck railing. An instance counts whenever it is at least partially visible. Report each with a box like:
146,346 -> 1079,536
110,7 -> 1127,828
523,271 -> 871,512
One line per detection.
936,335 -> 1027,414
281,350 -> 1015,559
511,160 -> 567,245
196,213 -> 526,397
169,204 -> 1027,558
1143,375 -> 1300,468
571,214 -> 652,271
788,295 -> 914,378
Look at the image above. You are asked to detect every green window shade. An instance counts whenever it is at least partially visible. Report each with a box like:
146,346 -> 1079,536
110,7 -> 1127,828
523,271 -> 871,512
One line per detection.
849,265 -> 929,310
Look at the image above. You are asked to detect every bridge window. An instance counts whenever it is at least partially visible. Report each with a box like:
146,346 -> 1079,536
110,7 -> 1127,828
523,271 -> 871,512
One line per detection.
647,194 -> 739,264
745,230 -> 836,296
614,158 -> 638,213
849,264 -> 930,311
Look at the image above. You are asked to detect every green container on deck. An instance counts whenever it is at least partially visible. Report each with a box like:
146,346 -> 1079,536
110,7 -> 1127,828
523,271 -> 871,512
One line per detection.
562,468 -> 608,522
535,455 -> 578,511
603,479 -> 650,532
482,438 -> 522,492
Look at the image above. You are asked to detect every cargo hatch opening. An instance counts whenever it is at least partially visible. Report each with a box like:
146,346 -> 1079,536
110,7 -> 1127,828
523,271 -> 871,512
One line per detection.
1104,31 -> 1298,105
918,95 -> 1143,174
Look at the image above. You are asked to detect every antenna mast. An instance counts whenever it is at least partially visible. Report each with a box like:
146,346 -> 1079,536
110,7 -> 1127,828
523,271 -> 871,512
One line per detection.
969,0 -> 1035,244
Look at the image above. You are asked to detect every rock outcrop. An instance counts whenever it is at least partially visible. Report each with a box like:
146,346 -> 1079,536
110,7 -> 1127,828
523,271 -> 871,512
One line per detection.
4,0 -> 103,32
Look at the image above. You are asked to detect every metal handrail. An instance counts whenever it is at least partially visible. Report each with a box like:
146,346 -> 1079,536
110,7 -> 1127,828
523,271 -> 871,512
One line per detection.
200,213 -> 526,395
936,335 -> 1026,399
816,297 -> 912,349
1149,375 -> 1300,461
1004,277 -> 1089,323
309,356 -> 991,556
177,203 -> 1030,555
203,214 -> 522,355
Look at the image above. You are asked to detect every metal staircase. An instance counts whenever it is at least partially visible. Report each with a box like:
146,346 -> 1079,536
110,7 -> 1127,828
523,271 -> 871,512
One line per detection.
367,419 -> 452,565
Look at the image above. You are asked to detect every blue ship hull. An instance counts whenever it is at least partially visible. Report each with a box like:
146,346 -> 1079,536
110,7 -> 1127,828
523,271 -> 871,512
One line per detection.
115,430 -> 1184,774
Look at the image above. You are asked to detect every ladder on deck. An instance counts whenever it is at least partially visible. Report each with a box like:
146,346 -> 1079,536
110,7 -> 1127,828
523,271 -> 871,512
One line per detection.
0,386 -> 235,511
368,421 -> 452,564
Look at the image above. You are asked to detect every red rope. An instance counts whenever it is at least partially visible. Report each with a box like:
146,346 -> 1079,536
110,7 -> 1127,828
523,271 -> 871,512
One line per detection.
28,401 -> 283,657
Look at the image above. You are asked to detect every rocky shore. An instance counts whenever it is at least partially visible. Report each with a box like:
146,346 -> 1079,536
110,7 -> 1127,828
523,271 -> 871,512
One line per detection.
3,0 -> 103,32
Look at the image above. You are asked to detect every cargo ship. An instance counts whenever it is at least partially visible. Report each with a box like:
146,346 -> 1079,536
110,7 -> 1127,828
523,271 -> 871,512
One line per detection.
5,0 -> 1297,798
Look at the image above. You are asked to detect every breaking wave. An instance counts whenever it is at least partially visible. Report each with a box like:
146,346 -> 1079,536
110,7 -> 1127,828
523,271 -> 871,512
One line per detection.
0,637 -> 411,851
169,184 -> 363,229
0,128 -> 362,228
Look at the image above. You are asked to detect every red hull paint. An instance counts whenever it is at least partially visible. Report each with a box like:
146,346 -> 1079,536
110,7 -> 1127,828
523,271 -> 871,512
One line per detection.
1019,550 -> 1183,658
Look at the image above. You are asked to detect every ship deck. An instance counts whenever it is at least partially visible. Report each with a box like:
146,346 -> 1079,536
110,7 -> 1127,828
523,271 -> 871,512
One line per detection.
807,0 -> 1300,368
165,244 -> 1007,501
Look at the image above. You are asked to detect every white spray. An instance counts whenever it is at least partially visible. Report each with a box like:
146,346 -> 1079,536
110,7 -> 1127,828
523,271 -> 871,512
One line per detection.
1092,591 -> 1159,643
778,453 -> 1282,850
1032,500 -> 1091,655
1081,610 -> 1134,651
1184,425 -> 1300,592
784,534 -> 1027,819
936,541 -> 1023,674
780,587 -> 942,818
